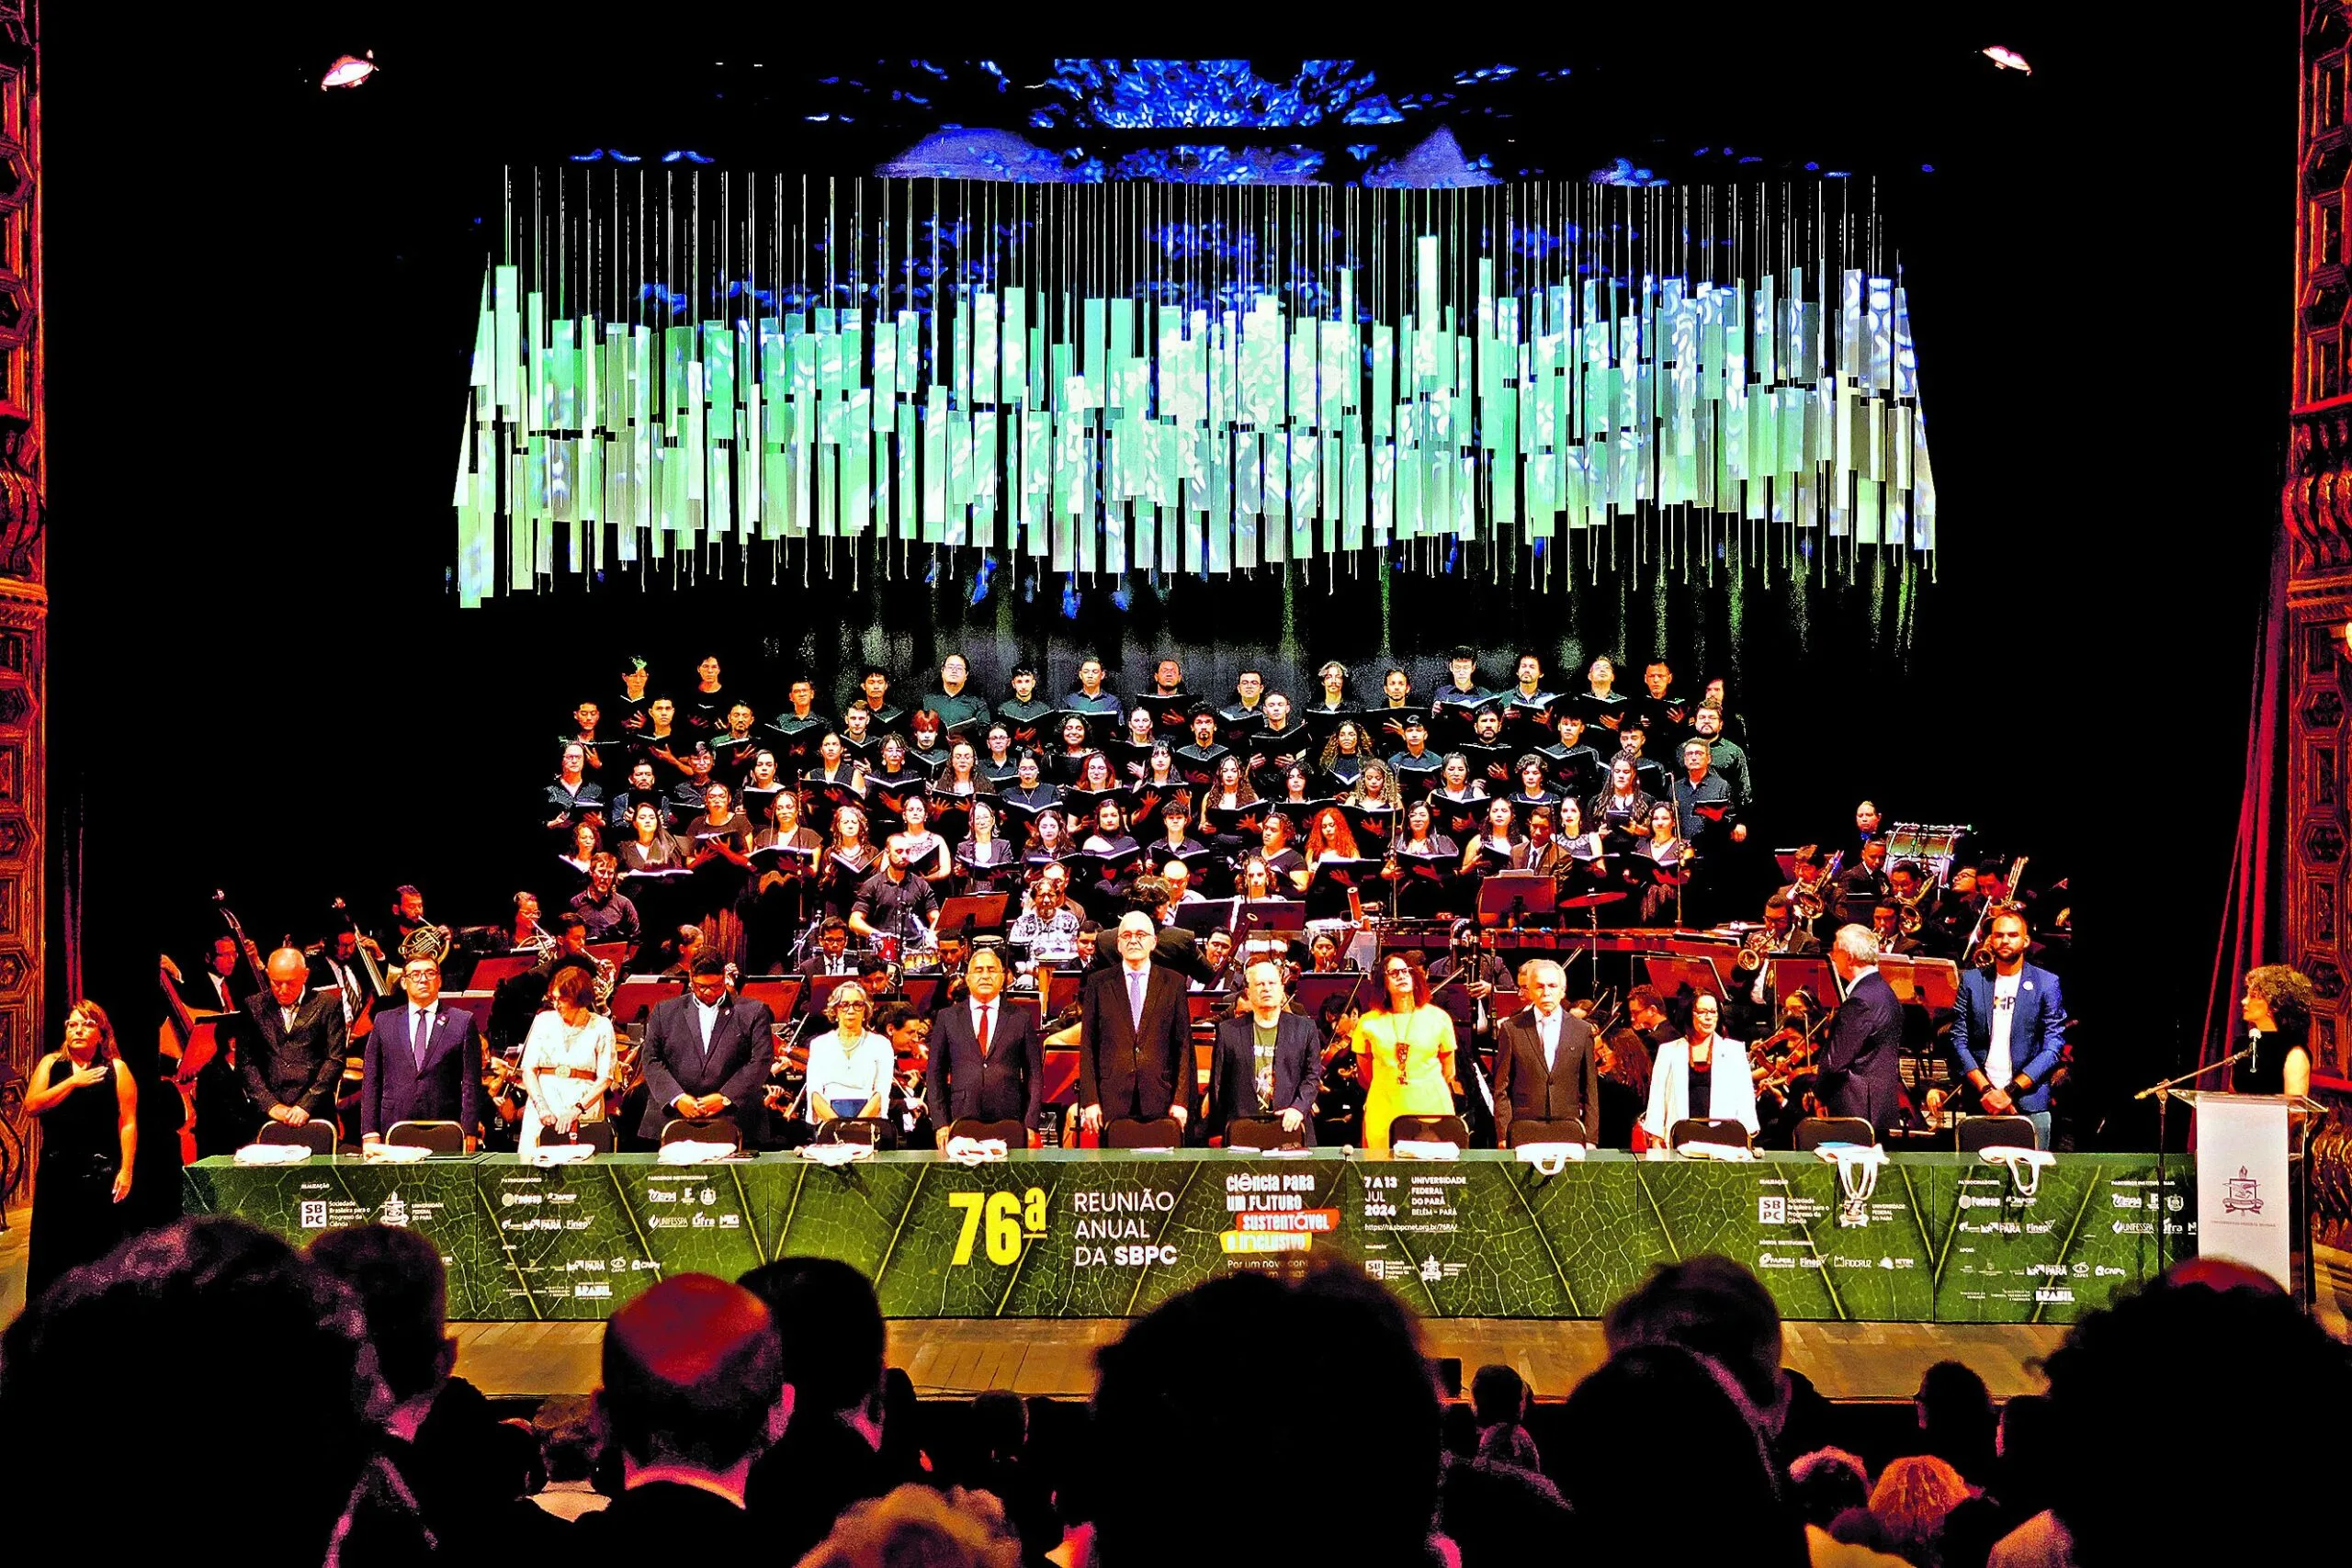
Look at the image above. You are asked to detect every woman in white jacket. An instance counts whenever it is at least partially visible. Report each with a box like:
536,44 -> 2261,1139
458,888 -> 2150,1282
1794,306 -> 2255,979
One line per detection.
1641,992 -> 1759,1142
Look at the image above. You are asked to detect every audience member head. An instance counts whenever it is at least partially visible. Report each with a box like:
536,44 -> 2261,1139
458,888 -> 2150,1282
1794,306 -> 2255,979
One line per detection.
597,1273 -> 785,1483
1440,1400 -> 1481,1461
973,1388 -> 1028,1464
307,1224 -> 456,1414
1913,1359 -> 1996,1484
738,1257 -> 888,1429
1554,1345 -> 1804,1568
1469,1364 -> 1528,1429
2042,1273 -> 2352,1563
797,1485 -> 1024,1568
534,1393 -> 603,1484
1091,1266 -> 1440,1568
0,1217 -> 382,1568
1788,1448 -> 1872,1529
1869,1454 -> 1969,1564
1602,1254 -> 1789,1436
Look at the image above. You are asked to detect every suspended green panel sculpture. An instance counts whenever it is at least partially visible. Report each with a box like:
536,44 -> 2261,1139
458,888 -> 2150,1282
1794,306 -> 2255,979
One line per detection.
453,174 -> 1937,606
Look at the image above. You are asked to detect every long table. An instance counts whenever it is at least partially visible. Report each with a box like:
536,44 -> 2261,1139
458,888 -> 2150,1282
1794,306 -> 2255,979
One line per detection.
183,1151 -> 2190,1325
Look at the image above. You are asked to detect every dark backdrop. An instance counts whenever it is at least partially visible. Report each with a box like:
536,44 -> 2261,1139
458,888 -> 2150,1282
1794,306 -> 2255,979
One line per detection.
43,15 -> 2289,1149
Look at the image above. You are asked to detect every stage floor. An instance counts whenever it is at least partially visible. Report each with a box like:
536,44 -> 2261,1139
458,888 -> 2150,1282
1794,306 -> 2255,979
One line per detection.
450,1314 -> 2072,1402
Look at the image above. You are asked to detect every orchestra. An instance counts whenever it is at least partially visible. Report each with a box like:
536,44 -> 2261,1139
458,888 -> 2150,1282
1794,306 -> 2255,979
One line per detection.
156,647 -> 2078,1161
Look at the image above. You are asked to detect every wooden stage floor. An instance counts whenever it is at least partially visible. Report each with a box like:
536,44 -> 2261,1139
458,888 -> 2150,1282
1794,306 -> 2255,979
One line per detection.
449,1315 -> 2072,1403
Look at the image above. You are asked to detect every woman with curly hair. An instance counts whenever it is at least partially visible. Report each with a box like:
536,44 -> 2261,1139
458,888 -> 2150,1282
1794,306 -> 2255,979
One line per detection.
2237,964 -> 2314,1098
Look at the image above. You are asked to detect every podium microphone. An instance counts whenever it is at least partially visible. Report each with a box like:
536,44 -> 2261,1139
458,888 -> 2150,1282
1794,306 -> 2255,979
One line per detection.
2248,1030 -> 2260,1077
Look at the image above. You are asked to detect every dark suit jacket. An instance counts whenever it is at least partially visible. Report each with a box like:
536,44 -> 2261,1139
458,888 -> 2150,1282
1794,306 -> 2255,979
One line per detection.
745,1416 -> 894,1564
1950,964 -> 2067,1114
926,997 -> 1046,1130
238,992 -> 346,1119
360,1005 -> 488,1138
1083,924 -> 1221,986
570,1480 -> 761,1554
1080,963 -> 1193,1121
1491,1009 -> 1599,1141
1205,1011 -> 1323,1142
179,965 -> 256,1015
1819,969 -> 1906,1137
637,992 -> 776,1141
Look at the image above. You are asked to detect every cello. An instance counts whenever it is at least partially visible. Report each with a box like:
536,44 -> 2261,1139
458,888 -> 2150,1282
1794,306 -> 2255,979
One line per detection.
156,955 -> 230,1165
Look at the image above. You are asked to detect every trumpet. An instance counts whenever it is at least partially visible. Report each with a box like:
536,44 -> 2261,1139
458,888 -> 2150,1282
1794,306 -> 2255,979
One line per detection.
1895,885 -> 1933,936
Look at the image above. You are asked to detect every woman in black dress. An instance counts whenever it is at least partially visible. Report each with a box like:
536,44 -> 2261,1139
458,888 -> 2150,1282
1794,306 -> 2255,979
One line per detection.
24,999 -> 138,1301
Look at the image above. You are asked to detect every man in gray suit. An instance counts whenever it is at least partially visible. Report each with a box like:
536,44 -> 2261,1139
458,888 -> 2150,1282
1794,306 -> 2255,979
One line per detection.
240,946 -> 346,1133
359,956 -> 487,1149
638,955 -> 777,1145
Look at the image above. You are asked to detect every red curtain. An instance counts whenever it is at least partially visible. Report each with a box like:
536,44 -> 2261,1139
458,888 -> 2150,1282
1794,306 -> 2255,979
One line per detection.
2201,526 -> 2290,1068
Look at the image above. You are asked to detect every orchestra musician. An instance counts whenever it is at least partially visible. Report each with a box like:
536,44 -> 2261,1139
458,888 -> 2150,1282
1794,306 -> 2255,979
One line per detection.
1513,807 -> 1574,879
848,835 -> 941,948
1205,961 -> 1324,1144
638,954 -> 775,1147
1834,837 -> 1891,925
924,946 -> 1045,1144
1008,863 -> 1083,975
359,956 -> 487,1152
1938,909 -> 2067,1147
1871,901 -> 1927,958
798,916 -> 856,979
308,920 -> 389,1039
1641,992 -> 1759,1143
570,852 -> 640,948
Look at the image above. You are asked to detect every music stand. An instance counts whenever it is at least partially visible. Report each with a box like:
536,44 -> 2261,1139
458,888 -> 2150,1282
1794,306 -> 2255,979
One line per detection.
1877,955 -> 1960,1010
1294,971 -> 1374,1024
805,974 -> 857,1015
1044,968 -> 1085,1019
936,893 -> 1011,941
901,975 -> 945,1014
1237,899 -> 1307,936
1174,897 -> 1241,936
1644,953 -> 1731,1001
1771,957 -> 1839,1012
1478,872 -> 1555,930
736,976 -> 803,1018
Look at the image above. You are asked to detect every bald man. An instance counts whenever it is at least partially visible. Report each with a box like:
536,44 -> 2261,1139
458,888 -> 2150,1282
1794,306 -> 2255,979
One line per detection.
1078,912 -> 1194,1133
577,1273 -> 786,1549
238,946 -> 346,1131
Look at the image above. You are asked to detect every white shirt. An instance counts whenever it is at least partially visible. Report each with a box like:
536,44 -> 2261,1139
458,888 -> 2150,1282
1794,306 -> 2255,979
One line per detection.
516,1010 -> 616,1156
1531,1008 -> 1563,1070
695,997 -> 723,1053
1987,969 -> 2022,1085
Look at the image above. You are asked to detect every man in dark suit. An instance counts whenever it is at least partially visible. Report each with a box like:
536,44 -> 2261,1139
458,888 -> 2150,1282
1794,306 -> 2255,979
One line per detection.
239,946 -> 347,1131
182,934 -> 260,1014
360,955 -> 488,1150
925,945 -> 1045,1142
571,1273 -> 784,1550
638,955 -> 777,1145
1079,911 -> 1193,1134
1818,925 -> 1906,1139
1491,957 -> 1599,1145
1204,960 -> 1322,1144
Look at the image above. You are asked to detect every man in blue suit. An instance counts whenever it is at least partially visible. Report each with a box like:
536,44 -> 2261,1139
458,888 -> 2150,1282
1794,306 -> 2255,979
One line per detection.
1204,961 -> 1323,1144
1818,925 -> 1906,1141
360,956 -> 488,1150
638,955 -> 777,1145
1944,909 -> 2067,1148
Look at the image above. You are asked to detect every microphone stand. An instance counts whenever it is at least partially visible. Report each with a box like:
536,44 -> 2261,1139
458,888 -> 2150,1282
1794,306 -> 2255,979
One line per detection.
2132,1044 -> 2255,1272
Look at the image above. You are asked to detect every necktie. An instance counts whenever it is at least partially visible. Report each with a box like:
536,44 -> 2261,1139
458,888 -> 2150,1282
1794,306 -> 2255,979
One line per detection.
977,1003 -> 992,1060
412,1010 -> 431,1072
1127,971 -> 1147,1032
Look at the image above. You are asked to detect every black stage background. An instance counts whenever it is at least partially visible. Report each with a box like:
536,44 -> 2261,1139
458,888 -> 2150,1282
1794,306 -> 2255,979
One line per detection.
43,16 -> 2289,1150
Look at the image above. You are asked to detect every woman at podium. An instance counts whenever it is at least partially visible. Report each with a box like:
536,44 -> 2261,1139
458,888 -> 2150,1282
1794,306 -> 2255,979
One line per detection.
2236,964 -> 2313,1099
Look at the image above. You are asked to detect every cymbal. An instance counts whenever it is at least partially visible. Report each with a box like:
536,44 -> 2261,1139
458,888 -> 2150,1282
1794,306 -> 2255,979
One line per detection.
1558,889 -> 1629,909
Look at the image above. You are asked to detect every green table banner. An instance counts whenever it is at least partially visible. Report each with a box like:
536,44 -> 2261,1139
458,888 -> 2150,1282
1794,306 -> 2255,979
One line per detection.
182,1151 -> 2192,1325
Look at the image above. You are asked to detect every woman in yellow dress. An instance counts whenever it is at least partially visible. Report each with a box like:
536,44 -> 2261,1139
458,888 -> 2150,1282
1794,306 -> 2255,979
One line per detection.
1354,952 -> 1460,1150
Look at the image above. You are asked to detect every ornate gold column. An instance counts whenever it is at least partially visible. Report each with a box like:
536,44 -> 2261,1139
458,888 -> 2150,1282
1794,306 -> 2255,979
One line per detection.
0,2 -> 39,1156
